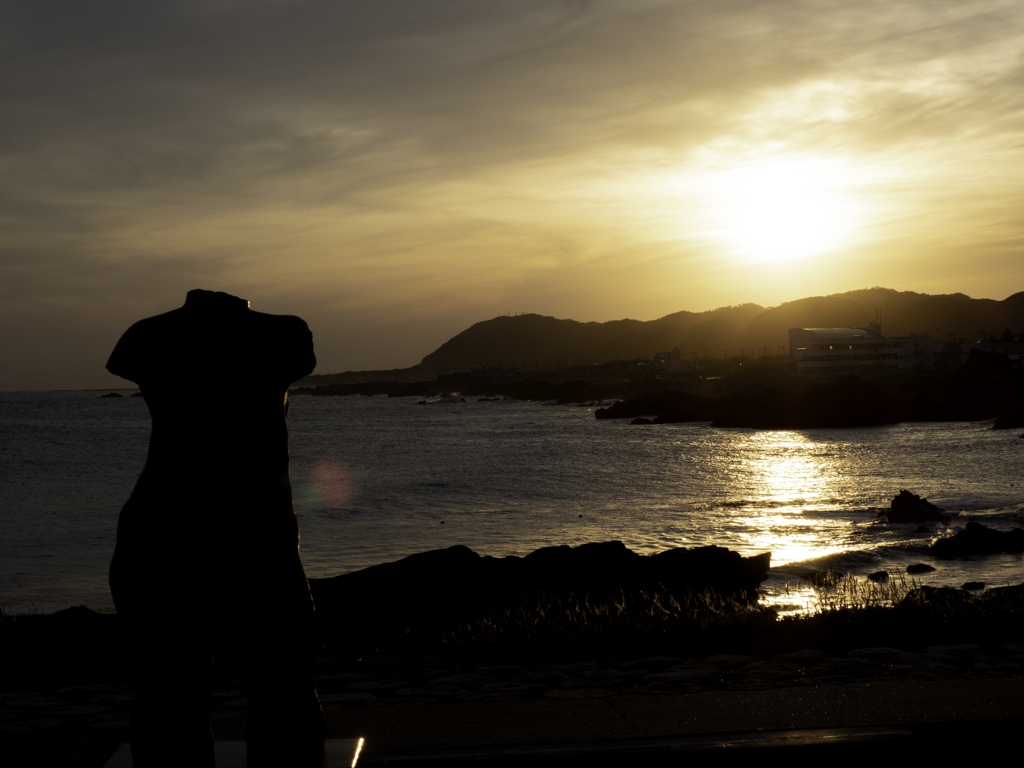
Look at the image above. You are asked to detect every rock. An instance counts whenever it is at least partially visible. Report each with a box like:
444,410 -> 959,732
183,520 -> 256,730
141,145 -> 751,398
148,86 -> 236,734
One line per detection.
881,490 -> 951,525
907,563 -> 936,574
309,541 -> 771,637
649,546 -> 771,601
595,389 -> 713,422
867,570 -> 889,582
961,581 -> 985,591
631,417 -> 653,425
98,392 -> 123,398
929,521 -> 1024,558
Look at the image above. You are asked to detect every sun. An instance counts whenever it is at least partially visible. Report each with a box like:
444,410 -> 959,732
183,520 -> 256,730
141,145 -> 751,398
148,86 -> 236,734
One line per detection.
706,157 -> 862,263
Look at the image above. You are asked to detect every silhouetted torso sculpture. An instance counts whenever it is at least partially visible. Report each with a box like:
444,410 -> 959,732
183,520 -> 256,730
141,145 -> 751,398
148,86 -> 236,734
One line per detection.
108,289 -> 324,767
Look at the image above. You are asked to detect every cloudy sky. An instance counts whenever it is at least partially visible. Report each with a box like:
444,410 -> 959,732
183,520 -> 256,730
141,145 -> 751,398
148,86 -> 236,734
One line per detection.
3,0 -> 1023,389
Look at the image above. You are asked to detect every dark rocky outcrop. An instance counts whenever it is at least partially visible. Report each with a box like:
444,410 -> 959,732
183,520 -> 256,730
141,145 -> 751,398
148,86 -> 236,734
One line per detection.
309,541 -> 770,636
710,383 -> 800,429
794,375 -> 900,428
599,375 -> 908,429
930,521 -> 1024,558
881,490 -> 951,525
906,563 -> 936,574
595,389 -> 713,421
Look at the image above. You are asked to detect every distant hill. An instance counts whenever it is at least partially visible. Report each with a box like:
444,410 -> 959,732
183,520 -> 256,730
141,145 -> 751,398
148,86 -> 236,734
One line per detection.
410,304 -> 765,374
300,287 -> 1024,383
745,288 -> 1022,346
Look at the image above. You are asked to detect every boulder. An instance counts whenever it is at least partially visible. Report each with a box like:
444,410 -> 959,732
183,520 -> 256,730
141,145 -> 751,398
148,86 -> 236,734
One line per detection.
881,490 -> 951,525
929,521 -> 1024,558
309,541 -> 771,636
906,563 -> 936,574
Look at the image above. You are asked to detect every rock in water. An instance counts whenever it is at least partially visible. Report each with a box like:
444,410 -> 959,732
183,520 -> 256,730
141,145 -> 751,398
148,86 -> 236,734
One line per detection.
882,490 -> 951,525
930,521 -> 1024,558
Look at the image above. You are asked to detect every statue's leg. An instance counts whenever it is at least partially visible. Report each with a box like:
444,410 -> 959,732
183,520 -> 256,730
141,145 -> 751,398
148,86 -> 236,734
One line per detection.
127,620 -> 216,768
112,538 -> 216,768
240,557 -> 325,767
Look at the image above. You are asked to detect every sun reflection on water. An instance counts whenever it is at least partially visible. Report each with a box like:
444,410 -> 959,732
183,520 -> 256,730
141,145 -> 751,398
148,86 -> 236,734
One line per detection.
760,581 -> 821,618
726,431 -> 853,566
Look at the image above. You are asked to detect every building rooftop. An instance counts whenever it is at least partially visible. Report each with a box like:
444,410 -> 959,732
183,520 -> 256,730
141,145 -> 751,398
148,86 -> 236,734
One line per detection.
790,328 -> 883,339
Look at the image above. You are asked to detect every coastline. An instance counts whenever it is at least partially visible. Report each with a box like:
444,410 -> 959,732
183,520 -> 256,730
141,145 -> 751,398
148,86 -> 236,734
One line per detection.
291,350 -> 1024,431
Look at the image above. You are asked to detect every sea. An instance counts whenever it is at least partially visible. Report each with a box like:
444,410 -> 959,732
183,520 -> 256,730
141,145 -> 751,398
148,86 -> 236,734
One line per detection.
2,389 -> 1023,616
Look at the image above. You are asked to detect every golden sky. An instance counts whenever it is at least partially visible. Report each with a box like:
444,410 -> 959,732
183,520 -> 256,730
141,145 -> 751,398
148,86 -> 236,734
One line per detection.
2,1 -> 1023,389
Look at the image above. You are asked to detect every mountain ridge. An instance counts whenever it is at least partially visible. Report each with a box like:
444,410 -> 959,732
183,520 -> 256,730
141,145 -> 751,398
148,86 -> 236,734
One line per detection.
302,287 -> 1024,383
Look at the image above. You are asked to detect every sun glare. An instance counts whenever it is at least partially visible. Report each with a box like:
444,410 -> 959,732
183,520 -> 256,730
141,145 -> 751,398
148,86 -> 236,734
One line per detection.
705,157 -> 862,264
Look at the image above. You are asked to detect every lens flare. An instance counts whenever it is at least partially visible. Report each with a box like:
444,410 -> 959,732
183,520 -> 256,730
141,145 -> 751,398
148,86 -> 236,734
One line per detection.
308,460 -> 355,510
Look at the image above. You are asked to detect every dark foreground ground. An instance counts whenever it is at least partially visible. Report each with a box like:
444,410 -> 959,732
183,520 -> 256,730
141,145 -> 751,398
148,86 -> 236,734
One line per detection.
3,653 -> 1023,766
3,596 -> 1024,767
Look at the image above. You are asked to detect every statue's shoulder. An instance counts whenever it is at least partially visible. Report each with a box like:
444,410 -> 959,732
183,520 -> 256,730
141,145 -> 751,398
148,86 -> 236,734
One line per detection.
250,311 -> 316,382
106,307 -> 184,384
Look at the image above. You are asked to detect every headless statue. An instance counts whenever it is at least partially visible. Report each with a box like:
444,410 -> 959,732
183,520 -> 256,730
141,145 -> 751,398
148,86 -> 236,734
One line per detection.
108,289 -> 325,767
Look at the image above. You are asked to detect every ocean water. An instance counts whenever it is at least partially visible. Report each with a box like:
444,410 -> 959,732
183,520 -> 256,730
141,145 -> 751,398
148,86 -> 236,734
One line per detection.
2,389 -> 1023,615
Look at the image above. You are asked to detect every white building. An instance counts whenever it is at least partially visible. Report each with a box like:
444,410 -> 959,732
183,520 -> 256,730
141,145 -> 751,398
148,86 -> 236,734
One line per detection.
788,325 -> 929,376
790,324 -> 1023,376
